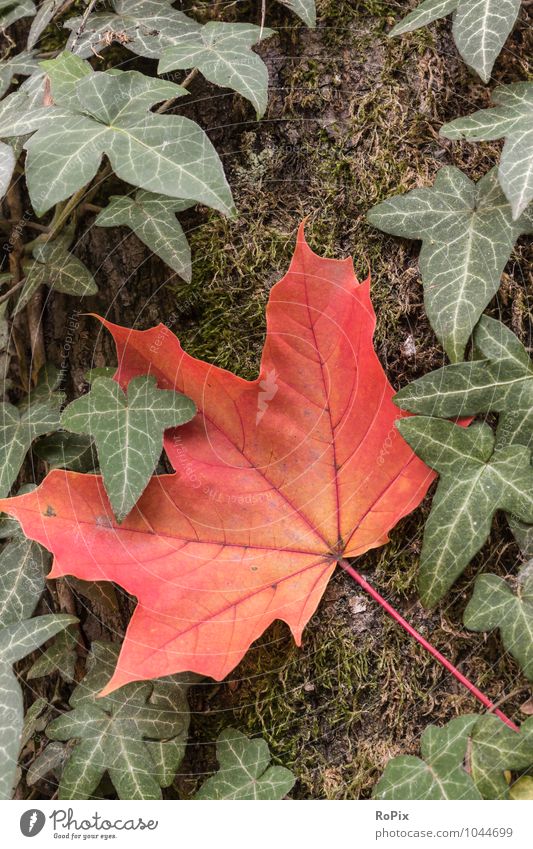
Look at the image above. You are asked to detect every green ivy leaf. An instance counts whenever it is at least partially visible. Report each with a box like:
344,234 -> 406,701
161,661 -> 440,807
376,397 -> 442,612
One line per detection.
64,0 -> 200,59
33,431 -> 96,472
84,367 -> 115,383
46,642 -> 191,800
277,0 -> 316,27
0,391 -> 63,497
367,168 -> 533,362
27,0 -> 60,50
470,715 -> 533,799
61,375 -> 196,522
394,316 -> 533,447
40,49 -> 91,108
395,316 -> 533,555
510,776 -> 533,799
373,715 -> 533,800
20,695 -> 48,750
0,537 -> 49,626
27,626 -> 78,683
158,23 -> 274,118
0,0 -> 35,29
0,51 -> 39,98
464,561 -> 533,680
0,141 -> 15,199
373,715 -> 481,799
27,740 -> 68,787
452,0 -> 521,83
390,0 -> 458,37
0,85 -> 52,138
15,234 -> 98,314
390,0 -> 520,83
21,57 -> 234,217
441,83 -> 533,219
396,418 -> 533,605
0,535 -> 75,799
95,191 -> 194,281
195,729 -> 295,800
509,520 -> 533,559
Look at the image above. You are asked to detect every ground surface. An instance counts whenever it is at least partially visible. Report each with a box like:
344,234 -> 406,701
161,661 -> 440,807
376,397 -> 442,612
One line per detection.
13,1 -> 533,799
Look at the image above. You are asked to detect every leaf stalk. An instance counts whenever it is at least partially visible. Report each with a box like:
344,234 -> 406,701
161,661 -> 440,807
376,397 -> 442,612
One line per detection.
339,560 -> 519,732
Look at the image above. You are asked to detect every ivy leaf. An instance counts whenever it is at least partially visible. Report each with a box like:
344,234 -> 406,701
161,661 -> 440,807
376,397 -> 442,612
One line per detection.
441,83 -> 533,219
20,695 -> 48,750
22,56 -> 235,217
46,641 -> 191,800
0,390 -> 63,497
27,0 -> 60,50
40,49 -> 90,109
276,0 -> 316,27
509,520 -> 533,559
61,375 -> 196,522
0,0 -> 35,29
0,85 -> 52,138
33,431 -> 96,472
95,191 -> 194,282
0,535 -> 75,799
373,714 -> 533,800
15,234 -> 98,314
394,315 -> 533,554
390,0 -> 520,83
471,715 -> 533,799
0,141 -> 15,198
0,615 -> 77,664
64,0 -> 200,59
0,537 -> 49,625
464,561 -> 533,680
0,226 -> 439,691
396,418 -> 533,605
0,51 -> 40,98
373,715 -> 482,799
367,167 -> 533,362
195,729 -> 295,800
510,776 -> 533,799
452,0 -> 521,83
158,23 -> 274,118
389,0 -> 458,36
27,626 -> 78,683
27,740 -> 68,787
394,316 -> 533,448
84,367 -> 116,384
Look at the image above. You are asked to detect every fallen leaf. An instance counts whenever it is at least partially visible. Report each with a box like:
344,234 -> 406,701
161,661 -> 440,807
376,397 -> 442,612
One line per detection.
0,225 -> 436,692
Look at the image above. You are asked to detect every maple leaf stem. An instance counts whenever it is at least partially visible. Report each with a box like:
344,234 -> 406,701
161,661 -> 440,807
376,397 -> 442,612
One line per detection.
339,561 -> 519,732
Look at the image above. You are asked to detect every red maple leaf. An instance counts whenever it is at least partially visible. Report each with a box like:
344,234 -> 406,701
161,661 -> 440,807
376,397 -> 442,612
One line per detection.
0,226 -> 436,694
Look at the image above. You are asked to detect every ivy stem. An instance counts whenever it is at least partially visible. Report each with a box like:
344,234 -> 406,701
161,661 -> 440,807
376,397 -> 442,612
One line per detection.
0,277 -> 25,305
69,0 -> 99,52
156,68 -> 199,114
339,560 -> 519,732
23,183 -> 92,254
